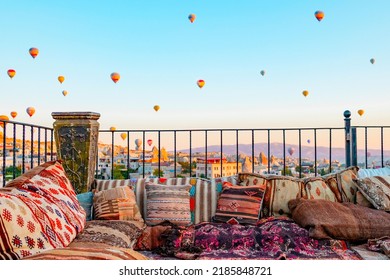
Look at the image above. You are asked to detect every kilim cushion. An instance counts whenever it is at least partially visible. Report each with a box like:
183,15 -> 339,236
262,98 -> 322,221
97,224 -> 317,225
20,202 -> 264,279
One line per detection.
238,172 -> 267,187
354,176 -> 390,211
214,182 -> 266,225
302,177 -> 338,202
0,160 -> 86,259
145,184 -> 192,226
93,186 -> 144,225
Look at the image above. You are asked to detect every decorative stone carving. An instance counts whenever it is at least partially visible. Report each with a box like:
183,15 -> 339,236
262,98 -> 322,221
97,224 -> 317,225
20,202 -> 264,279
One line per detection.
52,112 -> 100,194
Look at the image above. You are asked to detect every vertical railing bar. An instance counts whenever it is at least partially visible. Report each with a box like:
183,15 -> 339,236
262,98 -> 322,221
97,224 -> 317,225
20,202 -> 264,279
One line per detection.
30,126 -> 34,169
22,125 -> 26,174
2,122 -> 7,187
364,127 -> 368,168
142,132 -> 145,178
220,130 -> 223,178
158,131 -> 161,178
174,131 -> 177,178
314,129 -> 317,176
189,131 -> 192,177
205,130 -> 208,179
381,127 -> 384,167
236,130 -> 239,174
283,130 -> 286,175
299,129 -> 302,178
251,129 -> 255,173
44,129 -> 48,163
267,130 -> 271,173
12,124 -> 16,179
111,131 -> 114,179
329,129 -> 332,174
50,129 -> 54,161
37,128 -> 41,165
127,131 -> 130,178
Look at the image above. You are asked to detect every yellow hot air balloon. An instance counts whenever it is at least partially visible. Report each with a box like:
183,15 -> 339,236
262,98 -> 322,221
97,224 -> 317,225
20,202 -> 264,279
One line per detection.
7,69 -> 16,79
58,76 -> 65,83
153,105 -> 160,112
197,79 -> 205,88
62,90 -> 68,96
26,107 -> 36,117
120,133 -> 127,140
110,126 -> 116,131
29,47 -> 39,59
302,90 -> 309,97
111,72 -> 120,83
0,115 -> 9,129
10,111 -> 17,119
358,109 -> 364,116
188,14 -> 196,23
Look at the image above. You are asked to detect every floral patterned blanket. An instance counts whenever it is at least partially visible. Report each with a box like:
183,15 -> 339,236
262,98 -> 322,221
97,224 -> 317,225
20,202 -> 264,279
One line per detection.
155,217 -> 362,260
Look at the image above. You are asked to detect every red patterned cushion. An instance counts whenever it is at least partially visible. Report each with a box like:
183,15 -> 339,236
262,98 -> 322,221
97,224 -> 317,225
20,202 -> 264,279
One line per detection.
214,182 -> 266,225
0,160 -> 86,259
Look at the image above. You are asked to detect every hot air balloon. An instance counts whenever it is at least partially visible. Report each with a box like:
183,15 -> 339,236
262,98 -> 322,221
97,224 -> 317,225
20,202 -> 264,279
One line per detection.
147,139 -> 153,146
120,133 -> 127,141
10,111 -> 17,119
188,14 -> 196,23
135,139 -> 142,147
260,70 -> 265,76
7,69 -> 16,79
29,47 -> 39,59
370,58 -> 375,64
111,72 -> 120,83
26,107 -> 35,117
58,76 -> 65,84
314,10 -> 324,21
62,90 -> 68,96
307,139 -> 311,144
288,147 -> 295,156
153,105 -> 160,112
110,126 -> 116,131
358,109 -> 364,116
302,90 -> 309,97
0,115 -> 9,129
197,79 -> 205,88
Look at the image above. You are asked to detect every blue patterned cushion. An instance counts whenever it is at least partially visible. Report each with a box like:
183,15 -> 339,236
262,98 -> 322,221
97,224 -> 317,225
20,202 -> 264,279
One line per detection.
77,192 -> 94,221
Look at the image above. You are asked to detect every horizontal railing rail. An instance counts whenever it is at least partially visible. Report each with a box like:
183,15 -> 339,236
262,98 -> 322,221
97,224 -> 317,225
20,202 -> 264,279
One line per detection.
1,119 -> 55,187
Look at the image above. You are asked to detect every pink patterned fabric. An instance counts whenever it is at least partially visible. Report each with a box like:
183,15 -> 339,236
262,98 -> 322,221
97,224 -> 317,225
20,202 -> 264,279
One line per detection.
0,160 -> 86,259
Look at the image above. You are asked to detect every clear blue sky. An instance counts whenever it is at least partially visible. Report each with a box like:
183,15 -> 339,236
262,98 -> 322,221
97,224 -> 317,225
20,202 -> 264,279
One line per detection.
1,0 -> 389,132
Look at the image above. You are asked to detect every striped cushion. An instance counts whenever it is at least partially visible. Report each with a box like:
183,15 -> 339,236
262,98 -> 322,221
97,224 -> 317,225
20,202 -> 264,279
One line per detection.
145,184 -> 192,226
214,182 -> 266,225
93,186 -> 144,225
354,176 -> 390,211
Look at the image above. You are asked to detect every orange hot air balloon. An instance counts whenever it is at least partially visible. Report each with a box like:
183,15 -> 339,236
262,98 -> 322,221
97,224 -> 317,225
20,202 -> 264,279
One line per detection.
58,76 -> 65,83
26,107 -> 35,117
120,133 -> 127,140
314,10 -> 324,21
111,72 -> 120,83
10,111 -> 17,119
153,105 -> 160,112
302,90 -> 309,97
7,69 -> 16,79
147,139 -> 153,146
110,126 -> 116,131
0,115 -> 9,129
188,14 -> 196,23
29,47 -> 39,59
197,79 -> 205,88
358,109 -> 364,116
62,90 -> 68,96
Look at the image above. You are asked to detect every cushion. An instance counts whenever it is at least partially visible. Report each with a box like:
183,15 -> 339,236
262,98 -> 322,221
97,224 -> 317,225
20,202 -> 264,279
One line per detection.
0,160 -> 86,259
145,184 -> 191,226
76,192 -> 94,221
238,172 -> 267,187
289,198 -> 390,241
133,224 -> 174,251
355,191 -> 374,208
93,186 -> 144,225
73,220 -> 144,249
335,166 -> 359,202
261,176 -> 303,217
358,167 -> 390,178
214,182 -> 266,225
302,177 -> 338,202
354,176 -> 390,211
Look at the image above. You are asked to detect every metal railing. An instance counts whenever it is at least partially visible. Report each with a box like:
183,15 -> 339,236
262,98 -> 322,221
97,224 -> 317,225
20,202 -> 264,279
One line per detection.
1,119 -> 55,187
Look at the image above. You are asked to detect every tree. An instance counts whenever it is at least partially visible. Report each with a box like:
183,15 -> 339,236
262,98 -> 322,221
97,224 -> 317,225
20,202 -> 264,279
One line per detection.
282,167 -> 292,176
5,166 -> 22,178
153,168 -> 164,177
113,164 -> 126,179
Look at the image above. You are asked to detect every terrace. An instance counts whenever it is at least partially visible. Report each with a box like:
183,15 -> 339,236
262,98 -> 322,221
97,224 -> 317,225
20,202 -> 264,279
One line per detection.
1,110 -> 389,191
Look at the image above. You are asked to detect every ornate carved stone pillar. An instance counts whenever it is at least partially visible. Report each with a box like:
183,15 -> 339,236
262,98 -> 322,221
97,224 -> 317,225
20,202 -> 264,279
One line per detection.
52,112 -> 100,194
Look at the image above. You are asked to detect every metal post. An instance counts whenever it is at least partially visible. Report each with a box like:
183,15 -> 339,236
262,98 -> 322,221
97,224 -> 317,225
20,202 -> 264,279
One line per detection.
344,110 -> 352,167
